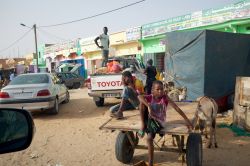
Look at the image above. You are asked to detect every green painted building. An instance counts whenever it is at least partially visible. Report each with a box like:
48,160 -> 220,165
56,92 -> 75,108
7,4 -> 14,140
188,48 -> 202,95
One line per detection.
37,44 -> 47,67
140,0 -> 250,72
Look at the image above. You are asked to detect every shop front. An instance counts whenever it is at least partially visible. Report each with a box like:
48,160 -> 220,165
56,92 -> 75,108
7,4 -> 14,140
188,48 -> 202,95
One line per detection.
140,35 -> 166,72
84,51 -> 102,75
80,36 -> 102,75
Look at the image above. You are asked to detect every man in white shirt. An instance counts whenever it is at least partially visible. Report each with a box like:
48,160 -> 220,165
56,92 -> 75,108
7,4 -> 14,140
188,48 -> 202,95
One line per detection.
94,27 -> 110,67
9,72 -> 15,81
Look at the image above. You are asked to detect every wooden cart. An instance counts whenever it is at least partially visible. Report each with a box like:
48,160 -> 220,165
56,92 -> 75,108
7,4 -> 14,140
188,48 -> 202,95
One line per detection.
99,102 -> 202,166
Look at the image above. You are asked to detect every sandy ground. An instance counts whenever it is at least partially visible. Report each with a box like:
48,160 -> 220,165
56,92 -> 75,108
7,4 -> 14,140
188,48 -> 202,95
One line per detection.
0,88 -> 250,166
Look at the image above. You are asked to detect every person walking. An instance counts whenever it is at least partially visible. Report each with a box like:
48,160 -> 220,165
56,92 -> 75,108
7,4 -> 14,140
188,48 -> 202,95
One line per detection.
94,27 -> 110,67
144,59 -> 157,95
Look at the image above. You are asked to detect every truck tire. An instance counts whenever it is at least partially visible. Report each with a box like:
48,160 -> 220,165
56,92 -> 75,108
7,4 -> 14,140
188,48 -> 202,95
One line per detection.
73,82 -> 81,89
94,97 -> 104,107
115,131 -> 135,164
186,133 -> 202,166
50,98 -> 59,115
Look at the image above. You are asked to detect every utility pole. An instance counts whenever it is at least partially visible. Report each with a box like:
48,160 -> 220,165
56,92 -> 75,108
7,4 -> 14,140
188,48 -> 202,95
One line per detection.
20,23 -> 39,72
33,24 -> 39,72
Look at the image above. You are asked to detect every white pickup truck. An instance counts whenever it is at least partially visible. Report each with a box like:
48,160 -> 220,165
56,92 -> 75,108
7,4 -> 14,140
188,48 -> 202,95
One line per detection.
86,57 -> 145,107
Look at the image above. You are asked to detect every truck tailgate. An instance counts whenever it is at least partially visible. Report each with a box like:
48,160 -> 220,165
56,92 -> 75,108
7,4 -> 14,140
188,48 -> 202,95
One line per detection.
91,74 -> 123,91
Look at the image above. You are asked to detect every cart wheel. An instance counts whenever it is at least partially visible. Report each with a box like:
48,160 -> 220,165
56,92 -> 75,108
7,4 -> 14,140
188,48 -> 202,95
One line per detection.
186,133 -> 202,166
115,131 -> 135,164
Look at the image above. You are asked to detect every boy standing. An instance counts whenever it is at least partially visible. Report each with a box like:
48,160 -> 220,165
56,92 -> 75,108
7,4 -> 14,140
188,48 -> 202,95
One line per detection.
138,80 -> 193,166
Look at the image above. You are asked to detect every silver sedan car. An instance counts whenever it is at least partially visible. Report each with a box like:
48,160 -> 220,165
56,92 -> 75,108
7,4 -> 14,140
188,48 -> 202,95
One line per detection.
0,73 -> 70,114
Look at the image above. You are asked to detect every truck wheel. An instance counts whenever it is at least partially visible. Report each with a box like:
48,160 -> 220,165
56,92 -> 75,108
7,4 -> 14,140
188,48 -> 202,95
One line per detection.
50,98 -> 59,115
73,82 -> 81,89
115,131 -> 135,164
94,97 -> 104,107
186,133 -> 202,166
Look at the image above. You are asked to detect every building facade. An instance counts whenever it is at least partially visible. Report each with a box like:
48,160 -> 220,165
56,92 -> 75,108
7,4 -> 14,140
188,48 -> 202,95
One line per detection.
140,0 -> 250,72
43,39 -> 86,77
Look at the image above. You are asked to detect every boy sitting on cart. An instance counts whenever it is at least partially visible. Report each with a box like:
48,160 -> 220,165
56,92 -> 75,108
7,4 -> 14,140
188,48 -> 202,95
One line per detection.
110,71 -> 140,119
138,80 -> 193,166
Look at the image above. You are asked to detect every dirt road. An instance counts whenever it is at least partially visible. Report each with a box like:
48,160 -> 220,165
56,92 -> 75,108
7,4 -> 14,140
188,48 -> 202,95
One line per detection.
0,88 -> 250,166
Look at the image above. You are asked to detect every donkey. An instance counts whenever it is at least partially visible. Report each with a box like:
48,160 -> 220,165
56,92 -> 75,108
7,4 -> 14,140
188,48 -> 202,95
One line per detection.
193,96 -> 218,148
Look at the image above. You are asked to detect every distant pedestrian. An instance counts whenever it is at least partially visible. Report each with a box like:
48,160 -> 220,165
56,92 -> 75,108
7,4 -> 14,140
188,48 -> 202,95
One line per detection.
94,27 -> 110,67
9,71 -> 15,81
144,59 -> 157,94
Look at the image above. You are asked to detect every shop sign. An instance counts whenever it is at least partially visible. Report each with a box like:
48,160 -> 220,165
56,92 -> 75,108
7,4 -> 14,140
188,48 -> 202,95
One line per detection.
126,26 -> 141,41
142,0 -> 250,38
44,39 -> 80,55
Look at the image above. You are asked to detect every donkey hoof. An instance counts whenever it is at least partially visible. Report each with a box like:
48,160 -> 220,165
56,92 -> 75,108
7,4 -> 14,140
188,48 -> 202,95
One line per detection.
207,144 -> 212,148
215,143 -> 218,148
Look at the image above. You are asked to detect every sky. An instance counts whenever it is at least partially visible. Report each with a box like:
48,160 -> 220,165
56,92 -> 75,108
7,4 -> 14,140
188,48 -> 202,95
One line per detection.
0,0 -> 240,58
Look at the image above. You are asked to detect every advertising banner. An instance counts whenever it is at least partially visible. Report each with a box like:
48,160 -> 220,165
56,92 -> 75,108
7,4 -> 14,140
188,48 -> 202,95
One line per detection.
44,39 -> 80,56
142,0 -> 250,38
126,26 -> 141,41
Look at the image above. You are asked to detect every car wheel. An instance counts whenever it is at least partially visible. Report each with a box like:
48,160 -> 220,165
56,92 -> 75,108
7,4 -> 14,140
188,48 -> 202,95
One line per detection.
50,98 -> 59,115
67,85 -> 73,89
62,91 -> 70,104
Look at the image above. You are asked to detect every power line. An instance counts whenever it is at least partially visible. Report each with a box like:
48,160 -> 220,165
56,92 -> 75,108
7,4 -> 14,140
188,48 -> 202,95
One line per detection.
39,0 -> 146,28
0,28 -> 33,54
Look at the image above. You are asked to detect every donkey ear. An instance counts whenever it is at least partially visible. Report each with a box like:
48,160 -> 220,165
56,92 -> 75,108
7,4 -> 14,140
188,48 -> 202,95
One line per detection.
196,96 -> 202,101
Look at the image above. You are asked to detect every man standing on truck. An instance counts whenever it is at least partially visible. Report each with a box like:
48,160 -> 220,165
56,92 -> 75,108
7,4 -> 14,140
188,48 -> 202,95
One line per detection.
94,27 -> 110,67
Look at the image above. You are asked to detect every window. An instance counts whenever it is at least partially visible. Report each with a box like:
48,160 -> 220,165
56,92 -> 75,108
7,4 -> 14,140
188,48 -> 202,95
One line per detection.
10,74 -> 49,85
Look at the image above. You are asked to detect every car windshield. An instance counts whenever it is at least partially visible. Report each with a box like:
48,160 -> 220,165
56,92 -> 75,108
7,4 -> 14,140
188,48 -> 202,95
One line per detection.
9,74 -> 49,85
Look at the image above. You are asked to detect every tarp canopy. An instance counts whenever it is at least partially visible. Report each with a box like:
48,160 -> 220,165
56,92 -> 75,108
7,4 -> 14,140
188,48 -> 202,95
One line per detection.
165,30 -> 250,100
